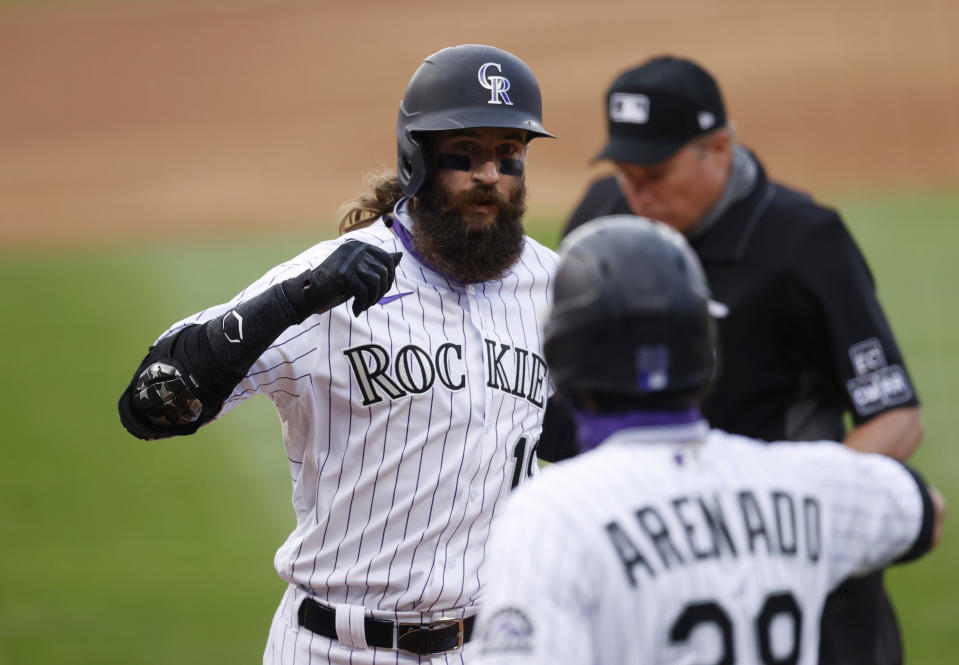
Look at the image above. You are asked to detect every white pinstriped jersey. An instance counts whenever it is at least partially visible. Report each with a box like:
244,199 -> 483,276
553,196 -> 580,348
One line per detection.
161,203 -> 558,628
474,422 -> 928,665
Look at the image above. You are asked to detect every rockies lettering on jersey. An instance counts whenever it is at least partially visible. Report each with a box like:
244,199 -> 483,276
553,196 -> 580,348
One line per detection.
606,489 -> 822,587
343,340 -> 548,407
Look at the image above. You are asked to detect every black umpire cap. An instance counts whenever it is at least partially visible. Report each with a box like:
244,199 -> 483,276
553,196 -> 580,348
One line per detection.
594,55 -> 727,165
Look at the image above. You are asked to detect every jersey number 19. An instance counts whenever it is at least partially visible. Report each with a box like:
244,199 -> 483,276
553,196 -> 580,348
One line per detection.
510,435 -> 539,490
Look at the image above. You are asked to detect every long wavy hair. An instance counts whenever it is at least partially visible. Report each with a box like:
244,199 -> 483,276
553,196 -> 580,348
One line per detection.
337,171 -> 405,235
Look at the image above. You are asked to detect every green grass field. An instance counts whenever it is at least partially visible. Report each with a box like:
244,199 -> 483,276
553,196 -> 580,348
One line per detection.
1,192 -> 957,663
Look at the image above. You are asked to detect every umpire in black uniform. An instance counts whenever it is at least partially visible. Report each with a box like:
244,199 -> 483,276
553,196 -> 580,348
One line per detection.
553,56 -> 924,665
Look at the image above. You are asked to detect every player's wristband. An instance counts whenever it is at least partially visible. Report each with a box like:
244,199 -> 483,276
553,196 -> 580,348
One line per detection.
895,464 -> 935,563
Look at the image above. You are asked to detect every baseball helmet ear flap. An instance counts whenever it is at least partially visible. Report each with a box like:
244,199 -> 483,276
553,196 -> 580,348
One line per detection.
397,129 -> 429,199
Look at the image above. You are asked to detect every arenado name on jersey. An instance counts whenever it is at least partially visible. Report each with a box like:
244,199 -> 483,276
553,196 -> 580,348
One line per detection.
606,487 -> 822,587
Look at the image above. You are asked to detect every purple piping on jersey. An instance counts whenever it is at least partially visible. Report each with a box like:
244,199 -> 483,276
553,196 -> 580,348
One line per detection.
572,407 -> 704,452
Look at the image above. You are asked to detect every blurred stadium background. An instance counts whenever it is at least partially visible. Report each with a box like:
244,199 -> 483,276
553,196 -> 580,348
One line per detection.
1,0 -> 956,662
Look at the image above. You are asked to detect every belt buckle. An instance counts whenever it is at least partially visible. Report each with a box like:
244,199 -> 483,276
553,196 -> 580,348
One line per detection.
395,617 -> 465,654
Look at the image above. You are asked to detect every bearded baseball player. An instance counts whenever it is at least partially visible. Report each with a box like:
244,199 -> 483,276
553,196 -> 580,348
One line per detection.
118,44 -> 573,664
473,216 -> 944,665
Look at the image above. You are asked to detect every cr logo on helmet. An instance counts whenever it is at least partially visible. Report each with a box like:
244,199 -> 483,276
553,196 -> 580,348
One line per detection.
478,62 -> 513,105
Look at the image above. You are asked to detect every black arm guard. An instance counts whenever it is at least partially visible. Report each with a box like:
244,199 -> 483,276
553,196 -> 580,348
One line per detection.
118,282 -> 302,441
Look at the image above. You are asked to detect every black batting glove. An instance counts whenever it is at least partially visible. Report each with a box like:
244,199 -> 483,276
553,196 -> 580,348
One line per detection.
282,240 -> 403,320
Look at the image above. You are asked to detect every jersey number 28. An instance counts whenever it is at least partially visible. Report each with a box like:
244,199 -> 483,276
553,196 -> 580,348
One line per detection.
670,591 -> 802,665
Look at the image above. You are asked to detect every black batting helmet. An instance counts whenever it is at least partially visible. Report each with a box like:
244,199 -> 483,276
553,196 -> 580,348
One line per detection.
543,215 -> 720,400
396,44 -> 555,197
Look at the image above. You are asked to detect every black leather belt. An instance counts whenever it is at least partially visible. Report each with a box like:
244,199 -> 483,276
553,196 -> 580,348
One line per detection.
297,597 -> 475,655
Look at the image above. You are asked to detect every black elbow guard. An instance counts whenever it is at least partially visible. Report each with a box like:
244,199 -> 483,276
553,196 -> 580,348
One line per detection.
119,283 -> 304,441
118,328 -> 222,441
133,359 -> 203,425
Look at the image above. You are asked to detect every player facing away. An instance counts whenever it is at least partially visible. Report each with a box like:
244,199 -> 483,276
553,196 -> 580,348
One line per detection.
473,216 -> 944,665
118,44 -> 572,664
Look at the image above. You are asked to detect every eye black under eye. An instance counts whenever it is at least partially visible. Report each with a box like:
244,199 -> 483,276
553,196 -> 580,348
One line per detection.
499,158 -> 524,176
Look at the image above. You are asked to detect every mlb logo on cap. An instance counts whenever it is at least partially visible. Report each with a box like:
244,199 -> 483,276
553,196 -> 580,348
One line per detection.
609,93 -> 650,124
594,55 -> 727,166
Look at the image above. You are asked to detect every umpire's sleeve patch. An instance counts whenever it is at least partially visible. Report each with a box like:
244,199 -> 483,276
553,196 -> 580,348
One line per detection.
845,339 -> 913,416
478,608 -> 535,655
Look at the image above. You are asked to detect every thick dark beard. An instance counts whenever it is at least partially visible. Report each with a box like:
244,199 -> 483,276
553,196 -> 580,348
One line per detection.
409,178 -> 527,284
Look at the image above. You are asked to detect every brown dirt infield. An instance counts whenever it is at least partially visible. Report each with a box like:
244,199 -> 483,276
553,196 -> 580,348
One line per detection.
1,0 -> 957,248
